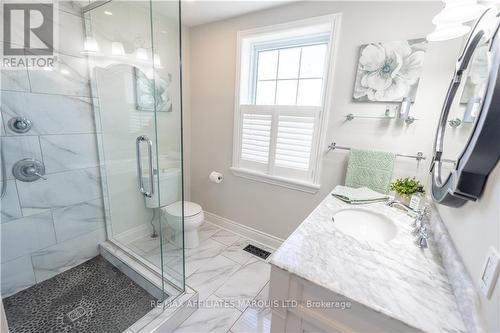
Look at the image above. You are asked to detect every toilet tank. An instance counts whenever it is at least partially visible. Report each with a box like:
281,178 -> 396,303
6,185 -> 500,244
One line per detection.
144,168 -> 181,208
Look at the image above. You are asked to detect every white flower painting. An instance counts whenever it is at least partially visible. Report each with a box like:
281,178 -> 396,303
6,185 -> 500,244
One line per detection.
353,38 -> 427,102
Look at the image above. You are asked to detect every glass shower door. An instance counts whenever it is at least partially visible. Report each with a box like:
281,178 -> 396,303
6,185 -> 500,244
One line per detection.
83,0 -> 184,298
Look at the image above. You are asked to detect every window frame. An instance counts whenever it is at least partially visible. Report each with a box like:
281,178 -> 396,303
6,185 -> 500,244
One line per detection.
231,14 -> 342,194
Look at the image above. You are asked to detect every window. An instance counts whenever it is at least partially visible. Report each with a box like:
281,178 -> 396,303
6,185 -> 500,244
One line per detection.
231,15 -> 339,193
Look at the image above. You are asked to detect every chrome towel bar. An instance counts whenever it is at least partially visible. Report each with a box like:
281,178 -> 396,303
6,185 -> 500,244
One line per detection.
326,142 -> 426,161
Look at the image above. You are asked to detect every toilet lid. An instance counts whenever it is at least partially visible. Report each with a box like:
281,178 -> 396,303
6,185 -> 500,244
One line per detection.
164,201 -> 202,217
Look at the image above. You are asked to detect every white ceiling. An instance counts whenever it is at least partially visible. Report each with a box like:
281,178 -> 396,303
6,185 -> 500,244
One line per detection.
181,0 -> 295,27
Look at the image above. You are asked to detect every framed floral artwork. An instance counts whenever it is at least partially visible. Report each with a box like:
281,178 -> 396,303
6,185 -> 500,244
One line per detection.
353,38 -> 427,102
134,68 -> 173,112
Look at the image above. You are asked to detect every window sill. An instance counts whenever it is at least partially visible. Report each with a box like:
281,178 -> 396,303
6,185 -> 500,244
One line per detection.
229,167 -> 320,194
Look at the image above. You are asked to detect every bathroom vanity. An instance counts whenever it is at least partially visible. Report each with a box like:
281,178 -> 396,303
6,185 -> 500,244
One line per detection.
268,193 -> 466,333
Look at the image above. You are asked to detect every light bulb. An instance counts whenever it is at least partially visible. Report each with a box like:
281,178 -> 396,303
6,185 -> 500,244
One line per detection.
83,36 -> 99,53
153,54 -> 162,68
111,42 -> 125,56
135,48 -> 148,61
426,24 -> 471,41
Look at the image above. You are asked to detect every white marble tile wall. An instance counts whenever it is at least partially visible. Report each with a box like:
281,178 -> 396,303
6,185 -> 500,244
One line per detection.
0,1 -> 105,298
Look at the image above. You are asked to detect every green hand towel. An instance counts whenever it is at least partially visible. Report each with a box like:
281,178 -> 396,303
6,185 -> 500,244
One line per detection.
345,149 -> 395,194
332,185 -> 388,204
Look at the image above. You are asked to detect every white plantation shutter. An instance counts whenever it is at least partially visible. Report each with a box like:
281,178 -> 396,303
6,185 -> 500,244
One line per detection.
275,115 -> 315,170
237,106 -> 321,181
241,113 -> 272,164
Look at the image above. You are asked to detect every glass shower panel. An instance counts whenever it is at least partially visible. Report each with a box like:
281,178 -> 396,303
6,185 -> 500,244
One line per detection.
150,0 -> 185,290
84,0 -> 184,296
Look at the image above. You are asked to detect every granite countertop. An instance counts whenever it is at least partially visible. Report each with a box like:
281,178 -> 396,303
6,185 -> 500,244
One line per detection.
269,193 -> 466,333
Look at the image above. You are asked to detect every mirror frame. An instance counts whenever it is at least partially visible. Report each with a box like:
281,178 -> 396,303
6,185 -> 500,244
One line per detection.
431,9 -> 500,207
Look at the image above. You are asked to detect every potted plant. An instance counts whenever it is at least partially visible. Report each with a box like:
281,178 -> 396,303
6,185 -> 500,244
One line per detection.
390,177 -> 425,206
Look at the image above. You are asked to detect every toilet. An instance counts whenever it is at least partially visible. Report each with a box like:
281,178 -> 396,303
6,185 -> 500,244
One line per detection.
144,168 -> 205,248
162,201 -> 204,248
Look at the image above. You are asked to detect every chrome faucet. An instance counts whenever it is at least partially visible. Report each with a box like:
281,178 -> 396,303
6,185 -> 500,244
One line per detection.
386,199 -> 417,214
387,199 -> 430,248
412,207 -> 429,248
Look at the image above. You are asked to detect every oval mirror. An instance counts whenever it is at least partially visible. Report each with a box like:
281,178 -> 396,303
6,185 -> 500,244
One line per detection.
431,9 -> 500,207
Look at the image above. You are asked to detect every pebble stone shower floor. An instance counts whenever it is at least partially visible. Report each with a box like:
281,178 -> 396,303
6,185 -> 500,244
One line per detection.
3,255 -> 158,333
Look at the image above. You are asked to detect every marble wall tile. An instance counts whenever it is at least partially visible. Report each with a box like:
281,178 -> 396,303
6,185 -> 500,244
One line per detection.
58,1 -> 90,16
17,167 -> 102,210
0,67 -> 30,92
1,211 -> 56,263
40,134 -> 99,173
1,91 -> 95,135
1,112 -> 6,136
214,258 -> 271,312
31,227 -> 105,282
52,198 -> 105,242
54,8 -> 86,57
28,53 -> 90,97
1,135 -> 43,180
0,256 -> 36,297
0,180 -> 22,223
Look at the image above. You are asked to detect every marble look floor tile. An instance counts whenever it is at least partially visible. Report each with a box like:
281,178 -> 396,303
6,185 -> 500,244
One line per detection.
165,238 -> 227,277
221,238 -> 255,265
40,134 -> 99,173
211,229 -> 240,246
214,258 -> 271,311
198,222 -> 222,243
52,198 -> 105,242
1,91 -> 95,135
1,211 -> 56,263
0,255 -> 36,297
131,235 -> 162,254
17,167 -> 102,210
0,180 -> 22,223
174,295 -> 242,333
31,227 -> 105,283
1,135 -> 43,180
187,255 -> 241,301
230,284 -> 271,333
184,238 -> 228,277
28,53 -> 90,97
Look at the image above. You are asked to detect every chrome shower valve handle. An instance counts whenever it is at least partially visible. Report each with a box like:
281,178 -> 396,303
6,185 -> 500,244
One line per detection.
12,159 -> 47,182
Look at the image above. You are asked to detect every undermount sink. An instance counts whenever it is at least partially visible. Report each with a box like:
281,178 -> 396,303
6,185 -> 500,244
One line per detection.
332,208 -> 397,242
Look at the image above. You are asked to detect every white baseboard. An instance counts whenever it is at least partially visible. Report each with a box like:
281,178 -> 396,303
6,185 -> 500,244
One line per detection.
204,211 -> 284,250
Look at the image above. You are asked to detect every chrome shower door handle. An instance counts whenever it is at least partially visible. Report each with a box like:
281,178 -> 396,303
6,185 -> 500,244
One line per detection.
136,135 -> 155,198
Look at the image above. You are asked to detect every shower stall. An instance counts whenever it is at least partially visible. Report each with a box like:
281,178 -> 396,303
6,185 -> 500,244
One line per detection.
1,0 -> 188,331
